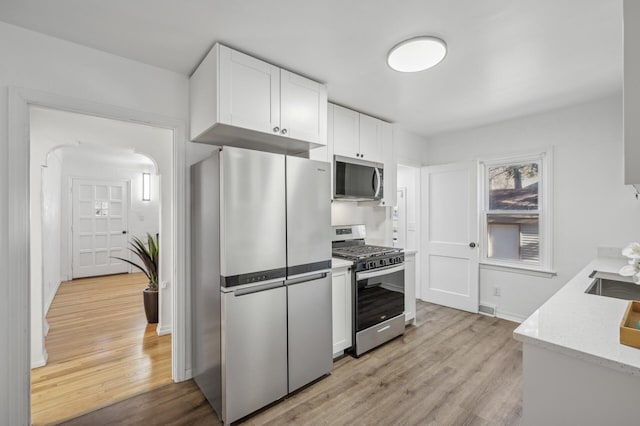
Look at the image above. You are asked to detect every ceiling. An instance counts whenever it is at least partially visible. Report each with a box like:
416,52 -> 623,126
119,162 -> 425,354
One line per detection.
30,106 -> 163,170
0,0 -> 623,137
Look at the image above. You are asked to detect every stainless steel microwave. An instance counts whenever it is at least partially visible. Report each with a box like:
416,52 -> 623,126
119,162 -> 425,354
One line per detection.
334,156 -> 383,201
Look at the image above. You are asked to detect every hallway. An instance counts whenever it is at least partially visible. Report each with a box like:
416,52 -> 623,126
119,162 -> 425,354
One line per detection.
31,273 -> 172,425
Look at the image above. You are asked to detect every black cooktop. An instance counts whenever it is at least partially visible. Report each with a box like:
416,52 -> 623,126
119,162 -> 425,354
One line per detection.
332,244 -> 402,261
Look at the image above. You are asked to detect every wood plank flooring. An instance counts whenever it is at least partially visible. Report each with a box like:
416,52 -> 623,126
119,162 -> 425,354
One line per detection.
60,302 -> 522,426
31,273 -> 172,426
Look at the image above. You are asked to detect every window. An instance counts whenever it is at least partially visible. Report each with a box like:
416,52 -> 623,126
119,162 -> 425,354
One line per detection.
480,151 -> 552,272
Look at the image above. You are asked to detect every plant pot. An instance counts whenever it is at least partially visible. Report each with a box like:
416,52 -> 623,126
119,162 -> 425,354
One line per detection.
143,288 -> 159,324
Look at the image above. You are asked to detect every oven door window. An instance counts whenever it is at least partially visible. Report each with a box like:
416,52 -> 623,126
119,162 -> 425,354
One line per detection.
356,268 -> 404,331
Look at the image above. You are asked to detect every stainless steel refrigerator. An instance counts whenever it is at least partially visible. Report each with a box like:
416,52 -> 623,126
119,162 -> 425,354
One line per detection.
191,146 -> 332,425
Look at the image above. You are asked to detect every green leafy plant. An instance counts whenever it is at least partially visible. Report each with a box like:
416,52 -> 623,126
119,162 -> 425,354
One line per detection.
113,233 -> 159,291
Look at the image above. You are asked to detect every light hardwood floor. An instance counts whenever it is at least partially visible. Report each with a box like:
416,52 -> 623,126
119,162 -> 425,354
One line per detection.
61,302 -> 522,426
31,273 -> 172,426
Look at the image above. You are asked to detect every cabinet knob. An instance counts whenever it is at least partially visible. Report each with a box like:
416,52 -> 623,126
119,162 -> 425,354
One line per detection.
469,242 -> 477,248
273,126 -> 280,133
281,128 -> 288,135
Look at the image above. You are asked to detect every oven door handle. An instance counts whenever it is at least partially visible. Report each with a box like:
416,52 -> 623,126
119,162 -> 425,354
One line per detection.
356,264 -> 404,280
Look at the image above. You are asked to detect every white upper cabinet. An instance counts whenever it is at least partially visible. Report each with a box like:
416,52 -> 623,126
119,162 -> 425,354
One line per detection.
218,46 -> 280,136
331,104 -> 360,158
330,103 -> 384,164
379,122 -> 395,207
280,69 -> 327,145
625,0 -> 640,188
190,43 -> 328,153
358,114 -> 384,163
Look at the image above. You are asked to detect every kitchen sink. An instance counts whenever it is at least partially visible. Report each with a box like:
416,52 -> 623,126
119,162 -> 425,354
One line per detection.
585,271 -> 640,300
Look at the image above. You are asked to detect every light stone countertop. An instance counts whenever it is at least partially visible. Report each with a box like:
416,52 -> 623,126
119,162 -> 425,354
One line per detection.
403,249 -> 418,255
513,256 -> 640,376
331,257 -> 353,269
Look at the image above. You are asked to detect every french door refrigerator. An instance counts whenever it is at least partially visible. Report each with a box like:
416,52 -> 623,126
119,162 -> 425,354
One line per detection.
191,146 -> 332,425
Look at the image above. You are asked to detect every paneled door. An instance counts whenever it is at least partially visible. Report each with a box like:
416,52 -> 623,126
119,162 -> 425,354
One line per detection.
72,179 -> 129,278
421,163 -> 479,313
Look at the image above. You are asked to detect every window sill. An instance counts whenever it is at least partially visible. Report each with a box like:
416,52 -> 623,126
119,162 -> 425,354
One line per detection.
480,262 -> 557,278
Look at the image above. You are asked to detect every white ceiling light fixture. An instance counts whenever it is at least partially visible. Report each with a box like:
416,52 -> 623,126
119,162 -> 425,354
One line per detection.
387,36 -> 447,72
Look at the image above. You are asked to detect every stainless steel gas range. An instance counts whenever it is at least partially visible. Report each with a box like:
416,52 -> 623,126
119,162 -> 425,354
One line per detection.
332,225 -> 405,357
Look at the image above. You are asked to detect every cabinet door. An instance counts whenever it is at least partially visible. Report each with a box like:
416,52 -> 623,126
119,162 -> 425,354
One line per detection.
222,285 -> 288,423
359,114 -> 384,163
309,103 -> 333,200
404,254 -> 416,324
332,267 -> 352,356
280,69 -> 327,145
331,104 -> 360,158
219,45 -> 280,135
287,274 -> 333,392
379,120 -> 395,206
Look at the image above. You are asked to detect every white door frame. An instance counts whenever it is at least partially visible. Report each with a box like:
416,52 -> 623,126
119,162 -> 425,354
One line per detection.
7,86 -> 189,425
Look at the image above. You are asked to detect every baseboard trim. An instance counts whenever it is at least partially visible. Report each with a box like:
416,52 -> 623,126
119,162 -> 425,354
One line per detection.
156,324 -> 172,336
31,350 -> 48,369
496,310 -> 527,323
182,368 -> 193,381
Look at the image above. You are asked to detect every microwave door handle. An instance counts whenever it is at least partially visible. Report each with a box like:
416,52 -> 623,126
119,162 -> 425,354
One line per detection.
374,167 -> 381,198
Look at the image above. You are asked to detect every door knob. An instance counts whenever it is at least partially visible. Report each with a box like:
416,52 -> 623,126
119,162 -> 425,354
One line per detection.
469,242 -> 476,248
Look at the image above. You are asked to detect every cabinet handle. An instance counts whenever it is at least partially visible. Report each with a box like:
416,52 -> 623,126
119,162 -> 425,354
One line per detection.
281,128 -> 288,135
273,126 -> 280,133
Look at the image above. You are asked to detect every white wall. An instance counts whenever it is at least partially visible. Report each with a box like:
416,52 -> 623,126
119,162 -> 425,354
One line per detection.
0,20 -> 189,413
331,202 -> 392,245
41,151 -> 62,315
394,126 -> 429,167
426,94 -> 640,321
397,164 -> 422,298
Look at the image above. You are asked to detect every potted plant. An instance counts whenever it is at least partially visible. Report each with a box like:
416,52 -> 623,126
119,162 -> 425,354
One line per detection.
113,233 -> 159,324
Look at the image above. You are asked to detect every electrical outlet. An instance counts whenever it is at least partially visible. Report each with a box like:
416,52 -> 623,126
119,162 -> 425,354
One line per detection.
493,286 -> 501,297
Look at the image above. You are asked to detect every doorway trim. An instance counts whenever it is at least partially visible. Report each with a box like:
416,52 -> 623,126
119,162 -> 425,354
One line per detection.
7,86 -> 189,425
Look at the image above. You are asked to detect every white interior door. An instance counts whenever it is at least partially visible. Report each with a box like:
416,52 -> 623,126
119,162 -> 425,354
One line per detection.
421,162 -> 479,313
72,179 -> 129,278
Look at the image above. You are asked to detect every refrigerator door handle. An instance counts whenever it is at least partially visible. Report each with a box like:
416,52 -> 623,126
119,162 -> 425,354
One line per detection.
233,281 -> 284,296
285,270 -> 331,286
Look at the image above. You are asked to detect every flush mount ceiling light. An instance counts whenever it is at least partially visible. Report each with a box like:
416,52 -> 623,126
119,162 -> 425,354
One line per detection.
387,36 -> 447,72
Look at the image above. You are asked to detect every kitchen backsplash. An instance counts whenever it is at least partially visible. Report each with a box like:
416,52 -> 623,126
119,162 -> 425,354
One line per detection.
331,201 -> 393,246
